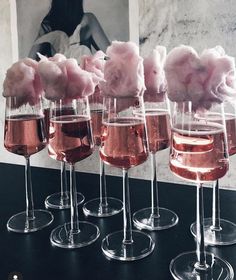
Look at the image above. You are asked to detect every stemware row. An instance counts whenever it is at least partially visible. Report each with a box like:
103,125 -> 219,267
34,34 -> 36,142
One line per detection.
3,95 -> 236,279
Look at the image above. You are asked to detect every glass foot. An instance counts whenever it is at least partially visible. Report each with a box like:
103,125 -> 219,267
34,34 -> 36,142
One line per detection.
45,192 -> 85,210
50,221 -> 100,249
7,210 -> 54,233
190,218 -> 236,246
83,197 -> 123,217
101,230 -> 155,261
133,207 -> 179,231
170,251 -> 234,279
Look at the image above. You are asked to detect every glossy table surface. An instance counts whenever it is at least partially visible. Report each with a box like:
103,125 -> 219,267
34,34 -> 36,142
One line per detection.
0,163 -> 236,280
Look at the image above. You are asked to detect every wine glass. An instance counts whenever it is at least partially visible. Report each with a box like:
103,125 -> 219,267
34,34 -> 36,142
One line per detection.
169,101 -> 234,279
190,100 -> 236,245
100,96 -> 155,261
43,103 -> 85,210
83,94 -> 123,217
4,96 -> 54,233
133,96 -> 178,230
48,97 -> 100,248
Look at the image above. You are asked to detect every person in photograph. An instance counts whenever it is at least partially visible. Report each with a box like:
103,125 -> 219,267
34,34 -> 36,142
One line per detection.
29,0 -> 111,62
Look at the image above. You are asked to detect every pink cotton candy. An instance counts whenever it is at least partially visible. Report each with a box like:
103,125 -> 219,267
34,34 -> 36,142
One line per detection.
143,46 -> 167,102
3,58 -> 43,107
81,51 -> 106,104
64,58 -> 100,99
38,54 -> 68,101
165,45 -> 236,111
200,47 -> 236,98
101,41 -> 146,97
38,53 -> 101,101
81,50 -> 105,79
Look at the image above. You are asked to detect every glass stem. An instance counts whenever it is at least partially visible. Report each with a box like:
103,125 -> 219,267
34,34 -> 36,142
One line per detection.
211,180 -> 222,231
99,158 -> 108,207
25,157 -> 35,220
195,183 -> 209,271
60,162 -> 69,200
69,164 -> 80,234
122,169 -> 133,244
151,153 -> 160,217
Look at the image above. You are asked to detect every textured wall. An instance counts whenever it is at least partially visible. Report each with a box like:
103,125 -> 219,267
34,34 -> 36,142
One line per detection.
139,0 -> 236,56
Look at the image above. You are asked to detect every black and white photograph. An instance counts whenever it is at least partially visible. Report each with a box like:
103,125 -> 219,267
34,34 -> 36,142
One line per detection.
16,0 -> 132,61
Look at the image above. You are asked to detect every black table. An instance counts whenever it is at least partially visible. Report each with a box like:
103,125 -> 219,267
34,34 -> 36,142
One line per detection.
0,163 -> 236,280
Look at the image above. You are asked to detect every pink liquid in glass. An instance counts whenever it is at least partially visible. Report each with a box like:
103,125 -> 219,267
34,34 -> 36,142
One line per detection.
48,115 -> 94,164
100,117 -> 148,169
4,114 -> 47,156
169,122 -> 229,182
145,110 -> 170,153
195,112 -> 236,156
91,109 -> 103,146
225,114 -> 236,156
43,108 -> 50,142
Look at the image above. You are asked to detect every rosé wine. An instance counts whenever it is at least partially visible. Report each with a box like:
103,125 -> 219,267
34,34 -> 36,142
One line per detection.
100,117 -> 148,169
43,107 -> 50,141
91,109 -> 103,146
48,115 -> 94,164
43,107 -> 76,142
4,114 -> 46,156
195,112 -> 236,156
170,122 -> 229,182
145,110 -> 170,153
225,114 -> 236,156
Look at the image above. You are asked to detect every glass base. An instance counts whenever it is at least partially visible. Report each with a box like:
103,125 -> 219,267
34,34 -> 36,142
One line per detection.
170,251 -> 234,279
45,192 -> 85,210
7,210 -> 54,233
50,221 -> 100,249
133,207 -> 179,231
83,197 -> 123,217
101,230 -> 155,261
190,218 -> 236,246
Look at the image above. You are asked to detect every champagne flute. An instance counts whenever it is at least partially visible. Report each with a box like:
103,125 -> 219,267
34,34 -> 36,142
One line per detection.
133,97 -> 178,230
100,96 -> 155,261
190,101 -> 236,245
43,103 -> 85,210
83,95 -> 123,217
4,96 -> 54,233
169,101 -> 234,279
49,97 -> 100,248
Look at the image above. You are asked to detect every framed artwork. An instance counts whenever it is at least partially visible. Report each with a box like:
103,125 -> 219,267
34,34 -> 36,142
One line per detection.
11,0 -> 139,61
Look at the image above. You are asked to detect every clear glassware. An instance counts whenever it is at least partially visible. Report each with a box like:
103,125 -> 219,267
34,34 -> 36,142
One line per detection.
133,97 -> 178,230
83,95 -> 123,217
4,96 -> 54,233
190,100 -> 236,245
169,101 -> 234,279
43,102 -> 84,210
100,96 -> 155,261
48,97 -> 100,248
